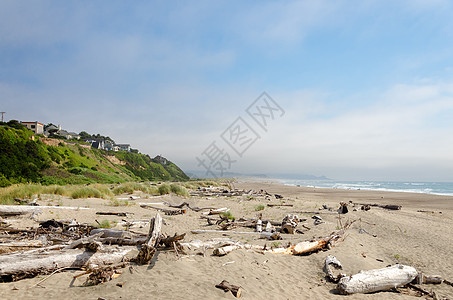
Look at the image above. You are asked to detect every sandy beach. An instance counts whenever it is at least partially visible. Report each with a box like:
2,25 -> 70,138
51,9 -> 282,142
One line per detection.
1,180 -> 452,299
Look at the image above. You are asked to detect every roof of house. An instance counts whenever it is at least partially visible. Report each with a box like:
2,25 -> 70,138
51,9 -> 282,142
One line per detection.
21,121 -> 44,126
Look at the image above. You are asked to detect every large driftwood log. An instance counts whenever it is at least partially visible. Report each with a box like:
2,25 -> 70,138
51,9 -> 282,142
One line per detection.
135,213 -> 162,264
337,264 -> 417,294
0,205 -> 89,216
0,246 -> 134,281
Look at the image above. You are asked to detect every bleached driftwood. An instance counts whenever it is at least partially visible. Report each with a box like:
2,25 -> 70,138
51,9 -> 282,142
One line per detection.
337,264 -> 417,294
324,255 -> 344,282
270,229 -> 344,255
259,231 -> 281,240
180,238 -> 238,251
256,219 -> 262,233
0,205 -> 89,216
90,228 -> 134,239
135,213 -> 162,264
139,203 -> 186,215
0,246 -> 134,281
203,208 -> 230,215
163,201 -> 215,212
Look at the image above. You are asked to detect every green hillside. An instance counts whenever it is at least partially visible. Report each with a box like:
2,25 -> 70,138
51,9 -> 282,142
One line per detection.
0,121 -> 189,187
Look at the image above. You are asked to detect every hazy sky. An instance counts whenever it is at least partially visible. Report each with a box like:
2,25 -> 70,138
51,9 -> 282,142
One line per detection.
2,0 -> 453,181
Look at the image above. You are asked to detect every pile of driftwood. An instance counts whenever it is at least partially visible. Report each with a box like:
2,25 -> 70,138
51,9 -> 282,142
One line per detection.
0,212 -> 183,284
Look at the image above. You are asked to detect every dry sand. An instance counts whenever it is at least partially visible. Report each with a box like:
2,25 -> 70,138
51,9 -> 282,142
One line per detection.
1,180 -> 453,299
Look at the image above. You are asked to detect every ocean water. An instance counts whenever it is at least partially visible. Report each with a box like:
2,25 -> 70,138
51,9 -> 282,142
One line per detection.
278,179 -> 453,196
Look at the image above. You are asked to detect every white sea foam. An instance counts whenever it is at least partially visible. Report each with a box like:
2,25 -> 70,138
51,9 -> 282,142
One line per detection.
279,179 -> 453,197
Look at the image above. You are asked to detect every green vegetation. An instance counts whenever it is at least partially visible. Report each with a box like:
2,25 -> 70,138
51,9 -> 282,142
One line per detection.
158,184 -> 171,195
0,121 -> 188,186
221,211 -> 235,220
255,204 -> 265,211
170,184 -> 189,197
97,219 -> 114,229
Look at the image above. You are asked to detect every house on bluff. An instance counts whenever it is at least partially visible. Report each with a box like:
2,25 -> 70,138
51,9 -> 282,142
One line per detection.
20,121 -> 44,135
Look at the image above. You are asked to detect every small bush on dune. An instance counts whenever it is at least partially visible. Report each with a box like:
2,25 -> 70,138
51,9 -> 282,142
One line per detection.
112,182 -> 148,195
70,186 -> 103,199
90,184 -> 113,197
170,184 -> 189,197
255,204 -> 265,211
148,186 -> 159,195
0,184 -> 44,204
158,184 -> 171,195
42,185 -> 67,196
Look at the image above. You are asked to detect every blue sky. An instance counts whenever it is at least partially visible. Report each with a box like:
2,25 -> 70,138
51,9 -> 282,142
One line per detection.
2,0 -> 453,181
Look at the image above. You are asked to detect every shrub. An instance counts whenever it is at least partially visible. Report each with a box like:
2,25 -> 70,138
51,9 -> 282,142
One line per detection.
70,186 -> 102,199
221,211 -> 234,220
170,184 -> 189,197
255,204 -> 265,211
0,174 -> 12,187
113,182 -> 147,195
42,185 -> 66,196
158,184 -> 171,195
98,220 -> 112,228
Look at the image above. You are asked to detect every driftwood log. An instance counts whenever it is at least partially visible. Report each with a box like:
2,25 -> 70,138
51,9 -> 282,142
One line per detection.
337,264 -> 417,294
280,214 -> 300,234
139,203 -> 186,215
0,246 -> 134,281
0,205 -> 90,216
163,201 -> 215,212
135,213 -> 162,264
216,280 -> 242,298
324,255 -> 344,282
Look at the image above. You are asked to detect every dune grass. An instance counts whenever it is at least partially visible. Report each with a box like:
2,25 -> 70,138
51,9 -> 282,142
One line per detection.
0,180 -> 199,204
170,184 -> 189,197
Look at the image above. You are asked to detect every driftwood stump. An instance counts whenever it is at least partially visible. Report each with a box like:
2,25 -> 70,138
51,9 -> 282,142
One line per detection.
135,213 -> 162,264
216,280 -> 242,298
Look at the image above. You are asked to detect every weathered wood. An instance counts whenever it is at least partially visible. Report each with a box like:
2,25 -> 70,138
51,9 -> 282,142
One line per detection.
259,231 -> 281,240
205,208 -> 230,215
0,246 -> 134,281
90,229 -> 134,239
324,255 -> 344,282
337,264 -> 417,294
135,213 -> 162,264
256,219 -> 262,233
355,203 -> 402,210
164,201 -> 215,212
160,233 -> 186,248
267,203 -> 293,207
96,212 -> 128,217
216,280 -> 242,298
0,240 -> 46,254
413,273 -> 443,284
0,205 -> 89,216
65,232 -> 104,249
139,203 -> 186,215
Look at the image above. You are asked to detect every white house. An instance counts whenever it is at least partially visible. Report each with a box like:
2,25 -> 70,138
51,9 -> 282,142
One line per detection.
21,121 -> 44,135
